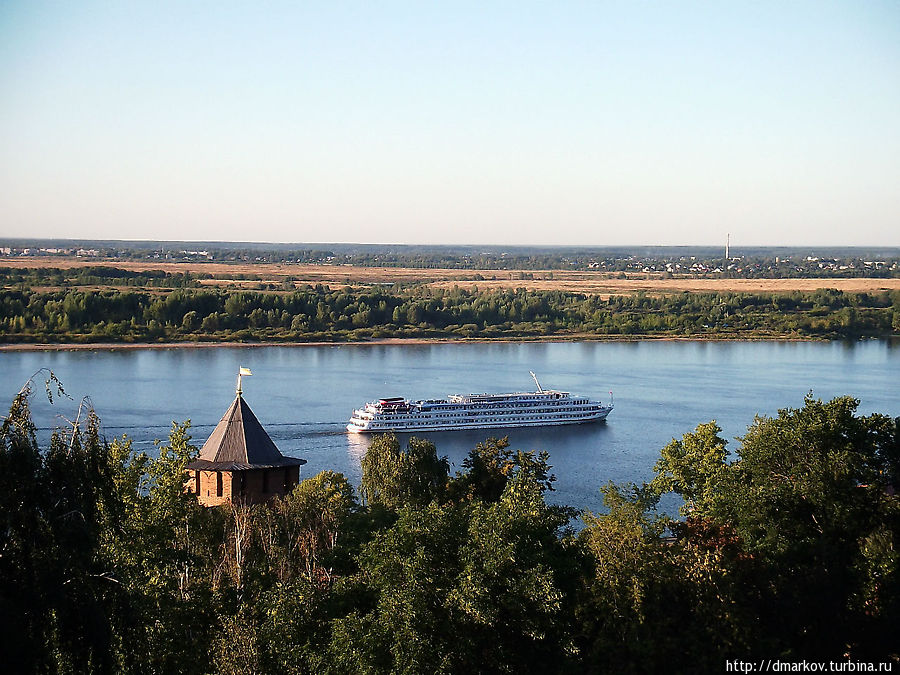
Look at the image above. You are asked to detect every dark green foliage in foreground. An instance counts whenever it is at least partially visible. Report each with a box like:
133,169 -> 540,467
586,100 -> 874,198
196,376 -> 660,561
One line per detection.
653,397 -> 900,658
0,379 -> 217,674
1,383 -> 898,674
579,398 -> 900,673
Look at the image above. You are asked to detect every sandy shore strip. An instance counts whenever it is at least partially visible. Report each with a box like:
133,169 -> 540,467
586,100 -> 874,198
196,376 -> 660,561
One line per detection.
0,338 -> 514,352
0,333 -> 821,352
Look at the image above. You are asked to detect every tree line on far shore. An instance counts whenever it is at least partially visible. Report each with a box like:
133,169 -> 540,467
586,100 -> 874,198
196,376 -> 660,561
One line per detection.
1,283 -> 898,343
1,376 -> 898,673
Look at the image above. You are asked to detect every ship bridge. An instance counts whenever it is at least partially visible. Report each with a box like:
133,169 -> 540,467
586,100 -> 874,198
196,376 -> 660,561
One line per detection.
447,390 -> 568,404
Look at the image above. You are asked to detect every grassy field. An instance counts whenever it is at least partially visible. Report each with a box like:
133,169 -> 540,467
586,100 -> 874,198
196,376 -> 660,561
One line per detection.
4,256 -> 900,296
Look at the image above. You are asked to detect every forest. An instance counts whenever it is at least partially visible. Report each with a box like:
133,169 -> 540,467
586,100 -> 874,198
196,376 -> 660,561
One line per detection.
1,376 -> 898,673
1,281 -> 899,343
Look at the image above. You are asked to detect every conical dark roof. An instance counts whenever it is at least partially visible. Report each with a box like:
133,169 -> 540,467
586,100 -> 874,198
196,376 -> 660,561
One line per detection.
187,395 -> 306,471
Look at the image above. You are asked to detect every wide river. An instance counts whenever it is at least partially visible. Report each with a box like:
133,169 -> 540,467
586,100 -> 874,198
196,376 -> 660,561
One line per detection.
1,340 -> 897,514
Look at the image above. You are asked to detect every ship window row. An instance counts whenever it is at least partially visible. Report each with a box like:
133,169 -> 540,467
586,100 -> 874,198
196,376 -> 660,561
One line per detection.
366,410 -> 591,422
375,399 -> 597,412
376,411 -> 597,419
394,402 -> 596,413
391,401 -> 591,410
366,411 -> 597,427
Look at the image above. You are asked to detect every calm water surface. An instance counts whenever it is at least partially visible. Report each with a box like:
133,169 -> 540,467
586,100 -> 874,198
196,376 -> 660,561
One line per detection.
1,341 -> 897,514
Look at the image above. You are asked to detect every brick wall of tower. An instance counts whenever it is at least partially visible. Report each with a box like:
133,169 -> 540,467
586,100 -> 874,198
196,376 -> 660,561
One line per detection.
186,466 -> 301,507
231,467 -> 301,504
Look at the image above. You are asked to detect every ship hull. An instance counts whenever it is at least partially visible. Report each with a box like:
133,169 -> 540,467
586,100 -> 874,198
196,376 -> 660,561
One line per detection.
346,407 -> 612,434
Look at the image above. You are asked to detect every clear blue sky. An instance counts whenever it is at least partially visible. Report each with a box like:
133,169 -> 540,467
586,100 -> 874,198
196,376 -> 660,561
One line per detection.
1,1 -> 898,246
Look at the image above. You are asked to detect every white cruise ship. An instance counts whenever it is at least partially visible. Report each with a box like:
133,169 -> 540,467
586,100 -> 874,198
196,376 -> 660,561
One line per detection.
346,373 -> 613,433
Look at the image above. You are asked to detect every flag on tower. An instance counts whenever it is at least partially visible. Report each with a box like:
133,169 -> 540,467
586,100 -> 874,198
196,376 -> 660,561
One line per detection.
240,367 -> 253,376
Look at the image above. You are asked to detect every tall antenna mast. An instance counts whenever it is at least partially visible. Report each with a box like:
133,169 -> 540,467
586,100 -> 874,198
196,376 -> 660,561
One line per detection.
529,371 -> 543,393
725,233 -> 730,262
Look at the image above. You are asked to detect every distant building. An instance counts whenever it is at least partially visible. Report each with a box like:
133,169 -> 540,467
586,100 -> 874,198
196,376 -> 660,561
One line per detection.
186,371 -> 306,506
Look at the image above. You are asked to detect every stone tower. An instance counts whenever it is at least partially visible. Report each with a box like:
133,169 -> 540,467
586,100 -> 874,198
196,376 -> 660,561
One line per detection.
186,370 -> 306,506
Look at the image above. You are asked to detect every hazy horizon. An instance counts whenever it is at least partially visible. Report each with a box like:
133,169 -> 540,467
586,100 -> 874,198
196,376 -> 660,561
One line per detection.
2,2 -> 898,246
5,236 -> 900,257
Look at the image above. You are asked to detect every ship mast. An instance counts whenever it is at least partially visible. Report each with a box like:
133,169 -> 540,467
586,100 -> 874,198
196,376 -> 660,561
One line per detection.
529,371 -> 543,393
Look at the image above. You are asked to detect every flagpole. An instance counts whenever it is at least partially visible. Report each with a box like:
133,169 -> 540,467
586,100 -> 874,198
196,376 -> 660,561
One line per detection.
237,367 -> 252,397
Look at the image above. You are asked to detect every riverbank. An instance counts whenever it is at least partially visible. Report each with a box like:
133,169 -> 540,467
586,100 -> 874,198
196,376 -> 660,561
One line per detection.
0,332 -> 833,352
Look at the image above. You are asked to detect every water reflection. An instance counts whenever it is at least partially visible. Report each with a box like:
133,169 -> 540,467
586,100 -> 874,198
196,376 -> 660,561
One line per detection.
345,431 -> 369,463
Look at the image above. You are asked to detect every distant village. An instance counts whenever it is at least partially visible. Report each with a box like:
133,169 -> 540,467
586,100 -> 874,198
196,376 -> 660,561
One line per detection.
1,240 -> 898,278
589,255 -> 897,277
1,246 -> 101,257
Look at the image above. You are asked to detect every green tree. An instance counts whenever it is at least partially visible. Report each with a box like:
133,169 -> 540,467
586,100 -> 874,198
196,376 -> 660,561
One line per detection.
447,436 -> 556,503
271,470 -> 358,585
648,421 -> 728,514
330,472 -> 579,674
643,395 -> 900,660
0,377 -> 133,673
360,434 -> 449,510
181,310 -> 198,331
713,396 -> 900,657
